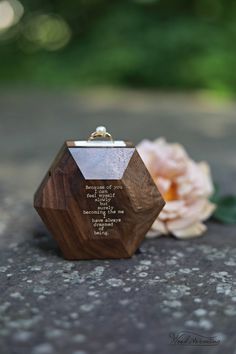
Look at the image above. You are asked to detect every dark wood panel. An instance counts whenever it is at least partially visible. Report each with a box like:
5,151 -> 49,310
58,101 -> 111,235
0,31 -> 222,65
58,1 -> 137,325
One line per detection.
34,142 -> 165,259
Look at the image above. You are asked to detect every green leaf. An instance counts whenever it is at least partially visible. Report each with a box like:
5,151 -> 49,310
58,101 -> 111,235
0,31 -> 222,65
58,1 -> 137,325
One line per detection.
213,196 -> 236,224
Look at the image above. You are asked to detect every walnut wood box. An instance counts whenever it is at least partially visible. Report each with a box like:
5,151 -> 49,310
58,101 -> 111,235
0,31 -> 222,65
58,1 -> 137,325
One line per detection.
34,139 -> 165,260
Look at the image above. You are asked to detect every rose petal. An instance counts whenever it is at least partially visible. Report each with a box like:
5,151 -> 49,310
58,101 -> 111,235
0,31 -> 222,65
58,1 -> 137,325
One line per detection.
154,177 -> 171,195
148,218 -> 168,237
172,222 -> 207,239
198,161 -> 214,196
138,138 -> 188,178
146,229 -> 162,238
199,201 -> 216,221
165,199 -> 203,231
163,200 -> 186,212
159,206 -> 188,220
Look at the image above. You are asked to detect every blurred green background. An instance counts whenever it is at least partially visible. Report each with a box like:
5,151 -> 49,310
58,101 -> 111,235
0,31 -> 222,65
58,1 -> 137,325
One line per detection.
0,0 -> 236,94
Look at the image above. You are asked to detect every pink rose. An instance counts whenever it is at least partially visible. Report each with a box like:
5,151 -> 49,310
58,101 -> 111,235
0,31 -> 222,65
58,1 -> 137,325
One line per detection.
137,138 -> 216,239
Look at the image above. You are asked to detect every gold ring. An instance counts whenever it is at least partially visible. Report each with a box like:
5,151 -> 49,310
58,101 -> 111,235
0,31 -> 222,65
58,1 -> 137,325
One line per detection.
88,126 -> 113,141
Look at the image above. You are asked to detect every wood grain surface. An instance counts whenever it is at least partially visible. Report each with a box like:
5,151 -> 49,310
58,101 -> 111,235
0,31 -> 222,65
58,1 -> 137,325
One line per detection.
34,142 -> 165,259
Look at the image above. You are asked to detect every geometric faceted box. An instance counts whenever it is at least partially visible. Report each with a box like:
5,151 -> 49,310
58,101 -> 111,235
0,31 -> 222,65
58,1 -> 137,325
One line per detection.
34,128 -> 165,260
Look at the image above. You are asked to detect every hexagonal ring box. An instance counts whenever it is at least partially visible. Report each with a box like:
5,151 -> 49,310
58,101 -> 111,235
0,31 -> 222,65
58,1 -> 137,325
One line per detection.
34,127 -> 165,260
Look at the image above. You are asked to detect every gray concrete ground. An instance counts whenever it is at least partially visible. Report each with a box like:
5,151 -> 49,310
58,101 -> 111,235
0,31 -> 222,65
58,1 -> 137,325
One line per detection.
0,89 -> 236,354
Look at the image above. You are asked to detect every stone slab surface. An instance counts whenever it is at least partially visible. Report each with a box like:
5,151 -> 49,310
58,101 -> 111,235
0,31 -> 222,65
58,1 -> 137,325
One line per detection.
0,89 -> 236,354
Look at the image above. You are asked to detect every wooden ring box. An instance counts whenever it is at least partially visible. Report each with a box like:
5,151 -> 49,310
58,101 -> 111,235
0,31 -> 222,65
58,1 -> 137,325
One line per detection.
34,128 -> 165,259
